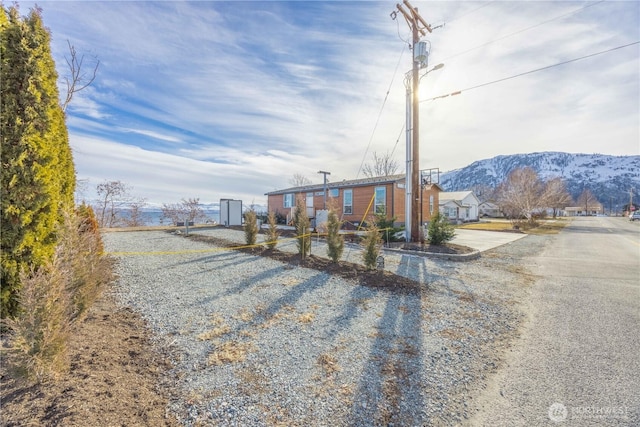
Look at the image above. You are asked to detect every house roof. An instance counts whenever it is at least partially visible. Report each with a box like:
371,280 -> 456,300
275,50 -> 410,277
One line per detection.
439,191 -> 476,202
440,199 -> 465,208
265,174 -> 443,196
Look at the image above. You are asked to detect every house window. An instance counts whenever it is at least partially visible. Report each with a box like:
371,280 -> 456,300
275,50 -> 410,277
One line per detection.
374,187 -> 386,214
329,188 -> 339,198
446,207 -> 457,218
429,195 -> 434,215
283,193 -> 294,208
343,189 -> 353,214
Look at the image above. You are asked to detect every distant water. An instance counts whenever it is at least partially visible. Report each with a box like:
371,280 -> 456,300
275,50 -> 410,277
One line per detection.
118,209 -> 220,226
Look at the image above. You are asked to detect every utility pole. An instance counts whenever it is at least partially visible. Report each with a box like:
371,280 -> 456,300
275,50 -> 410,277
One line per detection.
394,0 -> 433,242
318,170 -> 331,209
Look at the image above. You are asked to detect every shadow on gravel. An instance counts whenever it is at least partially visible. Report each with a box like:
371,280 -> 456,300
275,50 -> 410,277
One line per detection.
197,265 -> 286,306
183,233 -> 422,294
325,285 -> 381,342
349,290 -> 426,425
207,271 -> 330,338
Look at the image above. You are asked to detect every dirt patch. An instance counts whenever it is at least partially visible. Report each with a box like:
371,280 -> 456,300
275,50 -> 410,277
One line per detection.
0,291 -> 179,427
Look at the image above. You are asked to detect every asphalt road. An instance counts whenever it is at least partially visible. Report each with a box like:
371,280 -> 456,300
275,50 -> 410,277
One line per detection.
470,216 -> 640,426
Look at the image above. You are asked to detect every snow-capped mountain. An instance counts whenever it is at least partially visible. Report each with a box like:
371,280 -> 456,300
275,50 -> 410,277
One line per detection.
440,152 -> 640,205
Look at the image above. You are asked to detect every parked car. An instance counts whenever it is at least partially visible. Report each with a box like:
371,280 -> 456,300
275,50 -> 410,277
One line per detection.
629,211 -> 640,221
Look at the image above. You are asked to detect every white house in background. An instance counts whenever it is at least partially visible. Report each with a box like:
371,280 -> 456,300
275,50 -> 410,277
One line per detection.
564,204 -> 603,216
439,191 -> 480,222
479,201 -> 503,218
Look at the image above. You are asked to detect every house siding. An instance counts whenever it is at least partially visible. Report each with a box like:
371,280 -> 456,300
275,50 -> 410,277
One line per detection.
266,176 -> 441,227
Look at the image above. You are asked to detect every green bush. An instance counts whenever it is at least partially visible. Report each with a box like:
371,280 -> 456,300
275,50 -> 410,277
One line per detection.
293,196 -> 311,259
361,223 -> 382,270
374,213 -> 404,243
326,208 -> 344,263
427,212 -> 455,245
1,6 -> 76,318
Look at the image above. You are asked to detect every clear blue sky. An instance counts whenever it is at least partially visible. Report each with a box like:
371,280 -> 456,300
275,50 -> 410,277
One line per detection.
18,1 -> 640,206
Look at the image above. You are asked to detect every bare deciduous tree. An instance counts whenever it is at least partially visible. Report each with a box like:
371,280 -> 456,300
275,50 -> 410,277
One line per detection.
161,198 -> 207,225
362,151 -> 400,178
496,167 -> 545,224
470,184 -> 497,203
577,188 -> 599,215
95,180 -> 131,227
62,40 -> 100,112
289,173 -> 312,187
542,177 -> 573,218
123,198 -> 148,227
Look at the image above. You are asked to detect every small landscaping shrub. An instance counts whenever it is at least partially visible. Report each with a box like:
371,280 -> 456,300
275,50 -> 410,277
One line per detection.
326,207 -> 344,263
293,197 -> 311,259
244,210 -> 259,246
374,213 -> 404,243
265,211 -> 279,249
427,212 -> 455,245
361,223 -> 382,270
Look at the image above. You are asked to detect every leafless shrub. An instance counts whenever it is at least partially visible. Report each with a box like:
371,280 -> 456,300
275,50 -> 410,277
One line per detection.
4,263 -> 70,381
161,198 -> 207,226
264,211 -> 279,249
3,211 -> 115,381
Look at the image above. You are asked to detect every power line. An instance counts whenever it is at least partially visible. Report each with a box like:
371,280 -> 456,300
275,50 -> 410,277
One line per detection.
442,1 -> 604,62
422,41 -> 640,102
355,44 -> 406,179
389,123 -> 405,159
443,1 -> 495,24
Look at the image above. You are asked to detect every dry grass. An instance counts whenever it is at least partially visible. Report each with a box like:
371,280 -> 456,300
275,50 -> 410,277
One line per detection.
281,277 -> 302,287
199,312 -> 232,340
458,218 -> 571,235
456,220 -> 514,231
233,308 -> 254,322
208,341 -> 254,366
297,312 -> 316,323
526,219 -> 571,235
317,353 -> 341,375
197,325 -> 231,341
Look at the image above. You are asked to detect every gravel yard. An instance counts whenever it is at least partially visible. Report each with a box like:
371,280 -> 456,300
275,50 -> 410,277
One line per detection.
103,228 -> 547,426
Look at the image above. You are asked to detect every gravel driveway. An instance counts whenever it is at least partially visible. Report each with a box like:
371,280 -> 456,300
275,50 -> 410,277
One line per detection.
103,228 -> 547,426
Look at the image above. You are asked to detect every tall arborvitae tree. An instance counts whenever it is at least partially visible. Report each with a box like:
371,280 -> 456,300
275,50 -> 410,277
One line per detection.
1,6 -> 76,318
293,195 -> 311,260
326,206 -> 344,263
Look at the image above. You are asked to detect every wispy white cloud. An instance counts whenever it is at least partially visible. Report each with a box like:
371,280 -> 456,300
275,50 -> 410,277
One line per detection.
17,0 -> 639,206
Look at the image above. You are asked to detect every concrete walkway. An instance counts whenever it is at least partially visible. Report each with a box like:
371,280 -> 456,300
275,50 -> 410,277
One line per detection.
451,228 -> 527,252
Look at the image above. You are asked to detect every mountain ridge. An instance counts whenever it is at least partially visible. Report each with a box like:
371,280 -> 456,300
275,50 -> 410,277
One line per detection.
439,152 -> 640,206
